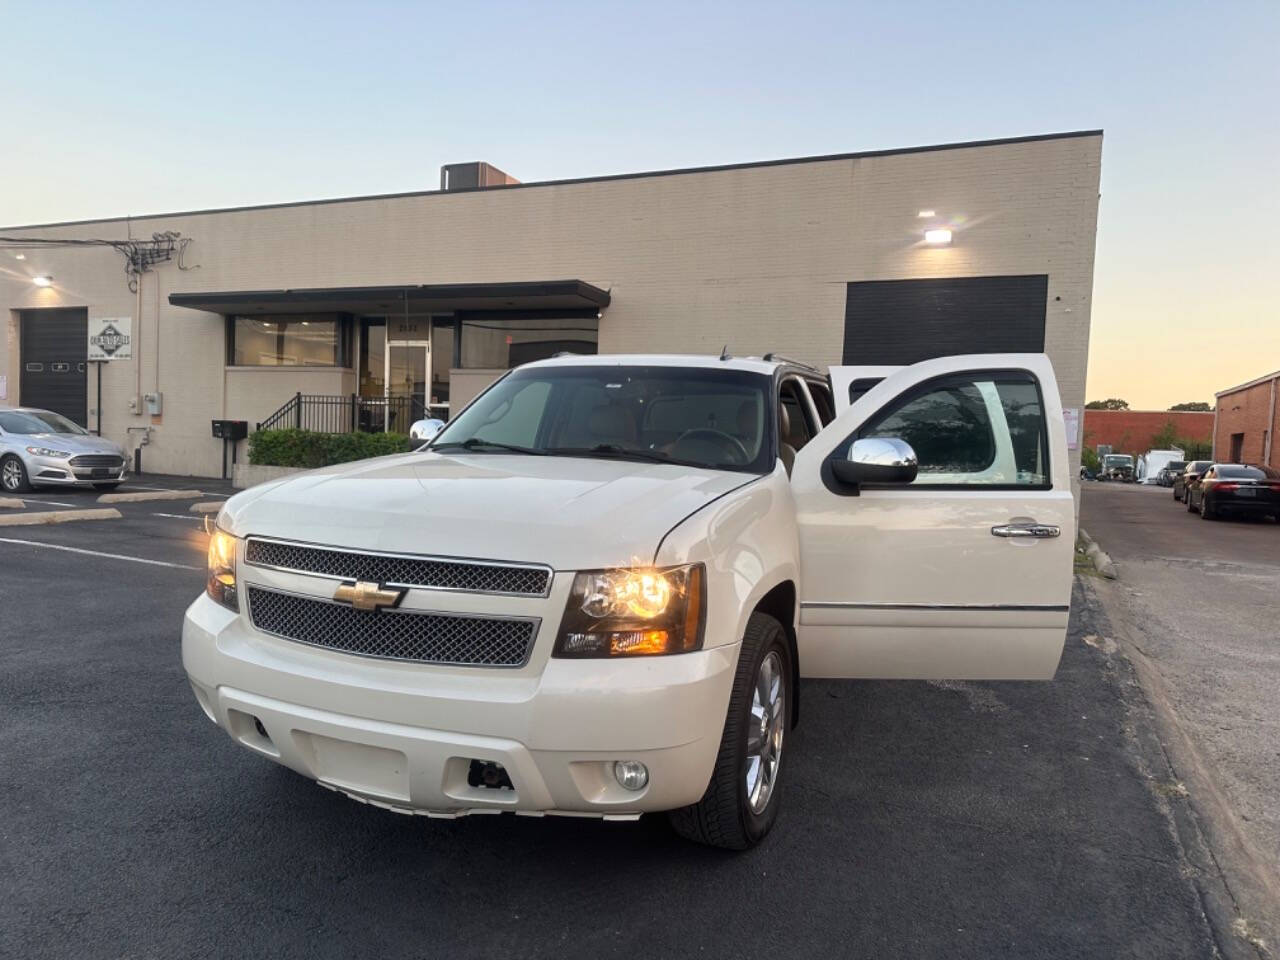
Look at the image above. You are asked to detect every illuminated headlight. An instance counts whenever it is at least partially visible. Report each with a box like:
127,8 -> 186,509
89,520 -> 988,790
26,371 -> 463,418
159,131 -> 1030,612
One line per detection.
553,564 -> 705,658
206,528 -> 239,611
26,446 -> 71,458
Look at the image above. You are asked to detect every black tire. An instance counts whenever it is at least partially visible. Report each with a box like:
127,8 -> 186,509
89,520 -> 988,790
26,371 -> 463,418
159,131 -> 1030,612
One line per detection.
668,612 -> 792,850
1200,495 -> 1216,520
92,482 -> 122,491
1187,490 -> 1197,513
1,454 -> 31,494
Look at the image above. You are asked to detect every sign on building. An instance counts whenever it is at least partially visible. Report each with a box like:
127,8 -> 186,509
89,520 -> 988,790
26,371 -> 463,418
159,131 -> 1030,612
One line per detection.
88,317 -> 132,360
1063,407 -> 1080,451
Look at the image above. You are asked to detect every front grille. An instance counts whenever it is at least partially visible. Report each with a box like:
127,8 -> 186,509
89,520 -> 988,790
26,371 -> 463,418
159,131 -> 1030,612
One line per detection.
247,587 -> 538,667
69,454 -> 124,469
244,538 -> 551,596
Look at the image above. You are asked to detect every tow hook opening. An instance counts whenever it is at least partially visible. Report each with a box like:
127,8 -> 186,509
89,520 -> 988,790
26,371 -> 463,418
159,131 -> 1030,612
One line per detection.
227,708 -> 279,756
467,759 -> 514,792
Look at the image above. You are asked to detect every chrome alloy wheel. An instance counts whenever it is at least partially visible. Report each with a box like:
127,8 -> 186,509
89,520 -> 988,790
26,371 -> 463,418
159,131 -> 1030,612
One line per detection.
2,458 -> 23,492
746,649 -> 786,815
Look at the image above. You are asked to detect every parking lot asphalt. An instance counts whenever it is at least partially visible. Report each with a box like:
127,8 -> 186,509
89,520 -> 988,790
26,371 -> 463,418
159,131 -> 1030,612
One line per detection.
0,480 -> 1247,959
1082,480 -> 1280,948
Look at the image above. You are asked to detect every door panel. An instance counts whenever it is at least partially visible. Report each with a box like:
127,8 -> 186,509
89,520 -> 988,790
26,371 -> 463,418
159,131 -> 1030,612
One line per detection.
386,342 -> 429,431
20,309 -> 88,426
792,354 -> 1073,680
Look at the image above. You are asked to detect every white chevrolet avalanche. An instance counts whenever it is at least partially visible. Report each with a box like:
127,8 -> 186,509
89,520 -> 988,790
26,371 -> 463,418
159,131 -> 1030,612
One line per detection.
184,352 -> 1074,849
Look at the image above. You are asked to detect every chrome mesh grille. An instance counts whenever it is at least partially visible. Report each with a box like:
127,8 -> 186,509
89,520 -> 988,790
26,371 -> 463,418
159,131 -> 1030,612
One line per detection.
247,587 -> 537,667
69,454 -> 125,468
244,539 -> 551,596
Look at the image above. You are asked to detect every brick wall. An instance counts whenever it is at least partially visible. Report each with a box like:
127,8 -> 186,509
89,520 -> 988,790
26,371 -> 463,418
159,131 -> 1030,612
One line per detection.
1082,409 -> 1214,455
1214,374 -> 1280,468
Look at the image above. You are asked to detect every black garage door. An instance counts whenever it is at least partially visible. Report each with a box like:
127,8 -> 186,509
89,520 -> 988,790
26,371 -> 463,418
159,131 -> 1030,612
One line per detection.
842,275 -> 1048,365
20,309 -> 88,426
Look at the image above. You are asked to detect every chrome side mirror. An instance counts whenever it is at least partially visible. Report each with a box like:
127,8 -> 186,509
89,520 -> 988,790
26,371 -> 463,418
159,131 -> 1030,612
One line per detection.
409,418 -> 445,449
830,436 -> 918,488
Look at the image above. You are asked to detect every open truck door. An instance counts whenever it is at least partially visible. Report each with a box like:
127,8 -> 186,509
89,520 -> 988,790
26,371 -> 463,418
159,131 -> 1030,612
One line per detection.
793,354 -> 1073,679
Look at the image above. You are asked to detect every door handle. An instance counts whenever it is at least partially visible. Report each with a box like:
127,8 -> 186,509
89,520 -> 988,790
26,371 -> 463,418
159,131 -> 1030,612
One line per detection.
991,522 -> 1060,539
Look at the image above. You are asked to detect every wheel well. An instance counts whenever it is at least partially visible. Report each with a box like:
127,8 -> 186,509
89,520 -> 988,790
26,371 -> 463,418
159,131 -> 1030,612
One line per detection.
753,580 -> 800,728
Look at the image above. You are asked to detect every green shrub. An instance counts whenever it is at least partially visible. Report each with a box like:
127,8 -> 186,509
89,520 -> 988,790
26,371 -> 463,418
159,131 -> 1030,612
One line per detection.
249,428 -> 411,468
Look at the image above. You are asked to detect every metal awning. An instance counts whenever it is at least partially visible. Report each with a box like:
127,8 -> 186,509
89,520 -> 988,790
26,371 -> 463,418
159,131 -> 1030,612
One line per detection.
168,279 -> 610,316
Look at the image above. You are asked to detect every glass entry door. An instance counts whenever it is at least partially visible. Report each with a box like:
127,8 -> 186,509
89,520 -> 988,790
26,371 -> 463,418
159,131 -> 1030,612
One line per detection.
385,341 -> 429,433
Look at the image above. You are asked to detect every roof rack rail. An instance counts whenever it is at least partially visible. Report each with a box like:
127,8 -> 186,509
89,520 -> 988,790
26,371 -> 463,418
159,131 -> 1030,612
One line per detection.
762,352 -> 820,373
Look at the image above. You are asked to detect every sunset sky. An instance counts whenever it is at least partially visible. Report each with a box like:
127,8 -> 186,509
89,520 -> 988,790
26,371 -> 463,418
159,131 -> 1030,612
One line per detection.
2,1 -> 1275,409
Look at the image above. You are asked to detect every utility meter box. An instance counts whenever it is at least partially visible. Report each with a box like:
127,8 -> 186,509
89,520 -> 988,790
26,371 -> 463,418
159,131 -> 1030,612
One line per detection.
144,392 -> 163,415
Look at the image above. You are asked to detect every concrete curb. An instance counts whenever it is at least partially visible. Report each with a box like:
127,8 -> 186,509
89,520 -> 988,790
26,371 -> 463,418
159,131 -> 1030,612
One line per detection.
1078,526 -> 1118,579
0,497 -> 24,509
98,489 -> 203,504
0,508 -> 123,527
188,502 -> 222,515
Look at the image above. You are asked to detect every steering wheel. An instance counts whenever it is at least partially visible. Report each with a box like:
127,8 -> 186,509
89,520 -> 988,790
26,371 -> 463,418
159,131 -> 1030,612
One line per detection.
673,428 -> 750,465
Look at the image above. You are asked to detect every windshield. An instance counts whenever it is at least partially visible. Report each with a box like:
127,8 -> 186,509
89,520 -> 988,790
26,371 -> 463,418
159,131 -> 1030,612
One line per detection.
1166,461 -> 1186,471
1104,455 -> 1133,467
432,365 -> 774,473
0,410 -> 88,435
1187,461 -> 1212,473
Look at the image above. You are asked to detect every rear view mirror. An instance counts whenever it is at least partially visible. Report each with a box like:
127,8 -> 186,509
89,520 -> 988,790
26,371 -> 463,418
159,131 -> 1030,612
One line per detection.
831,436 -> 918,487
409,418 -> 446,449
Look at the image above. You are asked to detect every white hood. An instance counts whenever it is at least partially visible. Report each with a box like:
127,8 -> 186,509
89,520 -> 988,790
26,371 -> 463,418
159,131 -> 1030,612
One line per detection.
221,451 -> 757,570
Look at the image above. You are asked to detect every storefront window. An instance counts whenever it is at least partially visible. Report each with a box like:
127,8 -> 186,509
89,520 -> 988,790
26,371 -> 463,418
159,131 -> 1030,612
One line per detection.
359,321 -> 386,396
459,316 -> 598,369
228,314 -> 349,367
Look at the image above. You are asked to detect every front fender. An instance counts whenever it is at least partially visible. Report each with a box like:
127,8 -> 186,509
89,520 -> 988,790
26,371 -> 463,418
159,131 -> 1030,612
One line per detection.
653,465 -> 800,649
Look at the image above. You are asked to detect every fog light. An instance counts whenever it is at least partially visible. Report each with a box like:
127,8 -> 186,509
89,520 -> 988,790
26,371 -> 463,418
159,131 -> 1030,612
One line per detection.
613,760 -> 649,791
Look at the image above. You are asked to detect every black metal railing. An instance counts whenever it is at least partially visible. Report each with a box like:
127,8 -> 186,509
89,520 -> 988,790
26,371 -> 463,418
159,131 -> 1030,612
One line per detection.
257,393 -> 429,435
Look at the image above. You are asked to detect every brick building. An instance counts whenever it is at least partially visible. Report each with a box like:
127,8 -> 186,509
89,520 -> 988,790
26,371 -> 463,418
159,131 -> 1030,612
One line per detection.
1082,409 -> 1214,455
2,130 -> 1103,478
1214,370 -> 1279,468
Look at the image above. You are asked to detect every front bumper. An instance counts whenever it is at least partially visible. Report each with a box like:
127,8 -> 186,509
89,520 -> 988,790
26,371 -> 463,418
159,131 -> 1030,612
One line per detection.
25,452 -> 127,487
183,592 -> 738,817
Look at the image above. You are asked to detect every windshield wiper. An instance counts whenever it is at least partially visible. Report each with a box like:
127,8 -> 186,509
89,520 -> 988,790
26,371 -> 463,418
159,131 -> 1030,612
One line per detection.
545,444 -> 680,465
432,437 -> 546,455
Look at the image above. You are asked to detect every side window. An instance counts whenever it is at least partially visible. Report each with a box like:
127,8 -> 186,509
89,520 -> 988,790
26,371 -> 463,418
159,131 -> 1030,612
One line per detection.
858,373 -> 1049,486
805,380 -> 836,426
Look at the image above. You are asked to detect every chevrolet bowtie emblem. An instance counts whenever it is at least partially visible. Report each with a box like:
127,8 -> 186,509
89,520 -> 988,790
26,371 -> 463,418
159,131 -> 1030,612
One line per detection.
334,580 -> 405,612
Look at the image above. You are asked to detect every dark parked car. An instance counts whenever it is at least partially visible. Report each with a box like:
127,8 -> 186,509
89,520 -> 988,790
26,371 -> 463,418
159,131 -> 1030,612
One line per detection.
1173,460 -> 1212,502
1185,464 -> 1280,521
1157,460 -> 1187,487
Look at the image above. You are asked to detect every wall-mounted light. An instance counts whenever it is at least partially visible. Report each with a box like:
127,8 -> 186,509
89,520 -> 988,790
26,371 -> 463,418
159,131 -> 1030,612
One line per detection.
917,209 -> 936,218
924,229 -> 952,246
32,275 -> 54,287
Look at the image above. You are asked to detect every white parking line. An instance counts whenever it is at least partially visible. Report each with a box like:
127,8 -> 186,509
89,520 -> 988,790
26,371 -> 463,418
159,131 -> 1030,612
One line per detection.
0,537 -> 201,570
153,513 -> 205,522
19,499 -> 79,508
